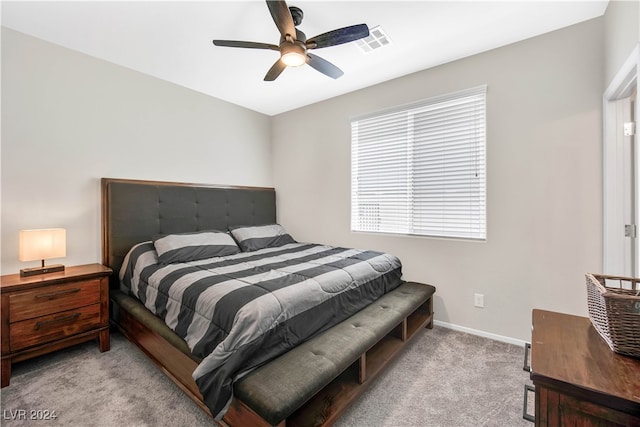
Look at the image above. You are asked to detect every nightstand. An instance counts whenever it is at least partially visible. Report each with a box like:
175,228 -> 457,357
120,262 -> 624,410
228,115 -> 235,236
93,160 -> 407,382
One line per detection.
0,263 -> 112,387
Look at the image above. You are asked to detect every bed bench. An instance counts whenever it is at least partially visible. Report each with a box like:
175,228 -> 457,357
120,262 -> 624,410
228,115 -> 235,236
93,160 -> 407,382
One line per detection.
231,281 -> 436,427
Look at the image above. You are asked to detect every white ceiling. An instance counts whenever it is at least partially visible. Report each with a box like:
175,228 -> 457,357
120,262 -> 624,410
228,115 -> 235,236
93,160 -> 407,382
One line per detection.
2,1 -> 608,116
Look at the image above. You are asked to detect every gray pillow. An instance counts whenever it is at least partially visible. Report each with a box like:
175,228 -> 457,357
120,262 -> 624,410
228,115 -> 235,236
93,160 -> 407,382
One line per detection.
229,224 -> 296,252
153,230 -> 240,264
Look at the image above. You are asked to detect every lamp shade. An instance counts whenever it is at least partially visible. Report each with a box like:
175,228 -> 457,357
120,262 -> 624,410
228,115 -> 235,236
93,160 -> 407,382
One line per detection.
19,228 -> 66,262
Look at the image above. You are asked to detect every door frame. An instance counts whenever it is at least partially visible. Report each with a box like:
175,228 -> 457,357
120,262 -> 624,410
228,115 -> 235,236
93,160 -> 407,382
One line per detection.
603,44 -> 639,276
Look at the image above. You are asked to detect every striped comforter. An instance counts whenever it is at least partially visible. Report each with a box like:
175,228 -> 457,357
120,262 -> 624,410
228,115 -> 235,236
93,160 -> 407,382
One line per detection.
120,241 -> 403,418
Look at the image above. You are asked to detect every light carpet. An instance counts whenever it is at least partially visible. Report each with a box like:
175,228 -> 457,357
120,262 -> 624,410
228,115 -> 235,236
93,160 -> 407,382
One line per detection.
1,327 -> 533,427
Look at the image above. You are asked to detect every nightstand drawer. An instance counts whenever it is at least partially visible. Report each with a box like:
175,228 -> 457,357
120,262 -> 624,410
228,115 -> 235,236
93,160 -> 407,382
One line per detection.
9,279 -> 101,322
10,304 -> 101,351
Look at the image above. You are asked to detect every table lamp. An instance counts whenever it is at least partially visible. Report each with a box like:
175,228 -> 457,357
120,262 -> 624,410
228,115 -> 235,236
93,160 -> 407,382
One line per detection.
18,228 -> 66,277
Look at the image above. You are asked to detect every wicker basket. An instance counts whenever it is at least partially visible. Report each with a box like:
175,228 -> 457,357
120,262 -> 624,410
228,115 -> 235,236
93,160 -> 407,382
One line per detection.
585,273 -> 640,358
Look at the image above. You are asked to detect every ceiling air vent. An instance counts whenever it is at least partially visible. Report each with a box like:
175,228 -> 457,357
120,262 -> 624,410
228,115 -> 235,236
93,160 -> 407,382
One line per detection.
356,25 -> 391,53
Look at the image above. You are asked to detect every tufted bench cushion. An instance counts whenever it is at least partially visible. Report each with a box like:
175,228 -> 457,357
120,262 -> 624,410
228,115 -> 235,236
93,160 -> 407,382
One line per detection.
234,281 -> 436,426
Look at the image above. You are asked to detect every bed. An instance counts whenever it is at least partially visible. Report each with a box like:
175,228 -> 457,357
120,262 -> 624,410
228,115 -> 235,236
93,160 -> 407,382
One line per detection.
102,178 -> 436,426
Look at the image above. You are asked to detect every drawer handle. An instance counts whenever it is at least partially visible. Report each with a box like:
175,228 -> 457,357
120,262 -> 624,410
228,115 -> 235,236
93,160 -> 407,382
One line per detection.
35,288 -> 81,300
523,342 -> 531,372
523,384 -> 535,422
34,313 -> 81,330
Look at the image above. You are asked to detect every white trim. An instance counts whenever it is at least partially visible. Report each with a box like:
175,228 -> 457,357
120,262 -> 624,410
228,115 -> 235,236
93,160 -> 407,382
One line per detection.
433,320 -> 527,347
604,44 -> 639,100
603,98 -> 627,274
603,44 -> 639,276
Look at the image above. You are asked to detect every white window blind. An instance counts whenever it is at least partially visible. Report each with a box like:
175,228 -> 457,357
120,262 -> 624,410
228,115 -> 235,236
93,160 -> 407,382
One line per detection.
351,85 -> 486,240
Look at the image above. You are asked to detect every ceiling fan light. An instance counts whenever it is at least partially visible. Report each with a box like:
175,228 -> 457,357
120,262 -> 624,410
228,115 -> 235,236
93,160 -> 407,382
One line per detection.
280,43 -> 307,67
281,51 -> 306,67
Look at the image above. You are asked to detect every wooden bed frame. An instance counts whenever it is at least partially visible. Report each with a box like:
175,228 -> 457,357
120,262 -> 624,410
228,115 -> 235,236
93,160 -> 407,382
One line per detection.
101,177 -> 276,418
102,178 -> 435,426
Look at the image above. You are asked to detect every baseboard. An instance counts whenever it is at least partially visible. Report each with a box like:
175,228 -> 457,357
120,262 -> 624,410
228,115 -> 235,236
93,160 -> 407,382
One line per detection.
433,320 -> 527,347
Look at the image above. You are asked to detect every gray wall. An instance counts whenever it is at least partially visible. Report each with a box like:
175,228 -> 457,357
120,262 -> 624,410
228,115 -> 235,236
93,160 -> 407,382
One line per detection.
271,18 -> 604,342
1,28 -> 273,274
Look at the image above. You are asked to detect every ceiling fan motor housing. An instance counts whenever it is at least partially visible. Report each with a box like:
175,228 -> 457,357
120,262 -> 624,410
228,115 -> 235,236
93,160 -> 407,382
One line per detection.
289,6 -> 303,26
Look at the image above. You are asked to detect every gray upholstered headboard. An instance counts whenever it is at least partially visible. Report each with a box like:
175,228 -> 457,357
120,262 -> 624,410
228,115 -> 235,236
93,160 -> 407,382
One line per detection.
101,178 -> 276,285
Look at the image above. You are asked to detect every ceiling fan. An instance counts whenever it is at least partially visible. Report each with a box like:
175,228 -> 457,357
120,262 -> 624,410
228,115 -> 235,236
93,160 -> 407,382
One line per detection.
212,0 -> 370,81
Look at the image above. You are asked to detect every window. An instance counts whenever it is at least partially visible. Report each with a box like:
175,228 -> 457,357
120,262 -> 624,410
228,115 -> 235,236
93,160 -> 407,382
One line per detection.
351,85 -> 486,240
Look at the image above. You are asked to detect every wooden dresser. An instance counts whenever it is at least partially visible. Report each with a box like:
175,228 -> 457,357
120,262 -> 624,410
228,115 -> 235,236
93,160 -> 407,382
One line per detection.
1,264 -> 111,387
530,309 -> 640,426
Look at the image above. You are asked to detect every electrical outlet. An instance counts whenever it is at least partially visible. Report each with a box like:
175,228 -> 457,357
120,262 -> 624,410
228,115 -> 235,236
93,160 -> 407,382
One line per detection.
474,293 -> 484,308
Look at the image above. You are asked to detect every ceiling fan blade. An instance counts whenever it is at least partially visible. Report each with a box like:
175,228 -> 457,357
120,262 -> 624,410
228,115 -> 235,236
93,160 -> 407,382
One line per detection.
266,0 -> 296,38
306,53 -> 344,79
212,40 -> 279,50
264,59 -> 287,81
306,24 -> 369,49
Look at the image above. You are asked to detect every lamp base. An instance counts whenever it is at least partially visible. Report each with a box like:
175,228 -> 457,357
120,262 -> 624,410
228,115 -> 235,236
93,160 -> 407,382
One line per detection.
20,264 -> 65,277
